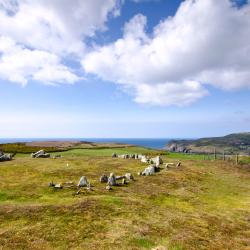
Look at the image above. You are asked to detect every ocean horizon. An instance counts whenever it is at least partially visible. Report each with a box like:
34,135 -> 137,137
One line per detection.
0,138 -> 184,149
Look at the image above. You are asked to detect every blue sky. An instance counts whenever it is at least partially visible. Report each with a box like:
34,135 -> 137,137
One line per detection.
0,0 -> 250,138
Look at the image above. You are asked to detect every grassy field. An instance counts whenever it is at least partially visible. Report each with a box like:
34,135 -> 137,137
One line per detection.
0,147 -> 249,249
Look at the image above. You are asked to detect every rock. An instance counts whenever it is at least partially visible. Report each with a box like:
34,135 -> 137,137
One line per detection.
86,183 -> 92,191
107,173 -> 116,186
77,176 -> 89,187
100,174 -> 108,183
125,173 -> 134,181
54,184 -> 62,189
112,153 -> 117,158
176,161 -> 181,167
166,143 -> 190,153
141,155 -> 149,163
122,178 -> 127,185
165,163 -> 174,169
48,182 -> 55,187
142,165 -> 156,176
106,185 -> 112,191
0,151 -> 3,157
0,153 -> 12,162
151,156 -> 163,167
137,172 -> 142,176
31,149 -> 50,158
115,175 -> 125,180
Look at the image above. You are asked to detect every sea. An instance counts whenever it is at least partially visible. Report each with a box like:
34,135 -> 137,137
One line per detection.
0,138 -> 176,149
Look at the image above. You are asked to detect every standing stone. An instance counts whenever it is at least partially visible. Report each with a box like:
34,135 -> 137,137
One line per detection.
142,165 -> 156,176
77,176 -> 89,187
125,173 -> 134,181
107,173 -> 116,186
100,174 -> 108,183
141,155 -> 149,163
151,156 -> 163,167
112,153 -> 117,158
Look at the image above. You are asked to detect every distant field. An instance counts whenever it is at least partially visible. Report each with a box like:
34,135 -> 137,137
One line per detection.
0,146 -> 249,249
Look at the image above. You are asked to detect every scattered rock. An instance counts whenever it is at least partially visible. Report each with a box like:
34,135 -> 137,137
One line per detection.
48,182 -> 55,187
0,153 -> 12,162
151,156 -> 163,167
112,153 -> 117,158
176,161 -> 181,167
77,176 -> 89,187
125,173 -> 134,181
165,163 -> 175,169
115,175 -> 126,180
100,174 -> 108,183
54,184 -> 62,189
141,155 -> 149,163
106,185 -> 112,191
107,173 -> 116,186
142,165 -> 156,176
31,149 -> 50,158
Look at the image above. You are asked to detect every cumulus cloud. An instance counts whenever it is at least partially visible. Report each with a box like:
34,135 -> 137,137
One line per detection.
82,0 -> 250,106
0,36 -> 79,85
0,0 -> 122,85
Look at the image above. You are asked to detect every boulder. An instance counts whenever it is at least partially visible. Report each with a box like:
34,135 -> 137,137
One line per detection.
77,176 -> 89,187
151,156 -> 163,167
165,163 -> 174,169
0,153 -> 12,162
141,155 -> 149,163
107,173 -> 116,186
31,149 -> 50,158
125,173 -> 134,181
54,184 -> 62,189
100,174 -> 108,183
176,161 -> 181,167
142,165 -> 156,176
112,153 -> 117,158
115,175 -> 126,180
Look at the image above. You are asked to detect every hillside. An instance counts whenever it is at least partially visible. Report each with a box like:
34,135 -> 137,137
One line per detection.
166,132 -> 250,154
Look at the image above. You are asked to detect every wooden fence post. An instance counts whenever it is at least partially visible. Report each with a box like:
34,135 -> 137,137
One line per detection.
214,148 -> 217,160
235,154 -> 239,165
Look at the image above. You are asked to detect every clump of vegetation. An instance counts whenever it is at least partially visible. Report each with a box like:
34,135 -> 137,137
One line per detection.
0,143 -> 63,154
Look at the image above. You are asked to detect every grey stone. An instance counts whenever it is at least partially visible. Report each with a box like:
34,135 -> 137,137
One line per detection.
77,176 -> 89,187
142,165 -> 156,176
0,153 -> 12,162
125,173 -> 134,181
31,149 -> 50,158
112,153 -> 117,158
107,173 -> 116,186
54,184 -> 62,189
100,174 -> 108,183
151,156 -> 163,167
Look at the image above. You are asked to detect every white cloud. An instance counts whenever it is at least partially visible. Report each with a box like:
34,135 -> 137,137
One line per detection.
82,0 -> 250,106
0,0 -> 122,85
0,36 -> 79,85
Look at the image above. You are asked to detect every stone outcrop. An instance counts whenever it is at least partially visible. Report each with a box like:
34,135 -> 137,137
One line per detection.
165,143 -> 190,153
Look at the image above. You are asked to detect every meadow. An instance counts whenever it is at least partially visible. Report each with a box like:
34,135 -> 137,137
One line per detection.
0,146 -> 249,249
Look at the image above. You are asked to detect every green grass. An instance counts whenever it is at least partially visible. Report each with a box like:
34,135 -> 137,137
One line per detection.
0,146 -> 249,249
